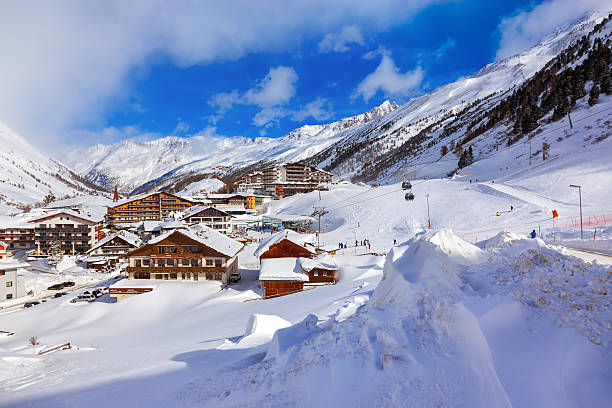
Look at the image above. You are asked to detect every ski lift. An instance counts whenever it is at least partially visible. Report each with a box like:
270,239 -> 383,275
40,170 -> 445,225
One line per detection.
401,181 -> 412,190
404,192 -> 415,201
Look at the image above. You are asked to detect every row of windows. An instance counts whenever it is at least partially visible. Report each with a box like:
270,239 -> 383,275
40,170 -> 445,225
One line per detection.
133,272 -> 223,280
133,258 -> 223,267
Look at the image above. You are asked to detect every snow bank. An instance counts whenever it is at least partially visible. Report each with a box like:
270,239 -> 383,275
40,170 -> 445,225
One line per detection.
219,314 -> 292,350
372,229 -> 482,307
477,230 -> 527,250
265,314 -> 321,360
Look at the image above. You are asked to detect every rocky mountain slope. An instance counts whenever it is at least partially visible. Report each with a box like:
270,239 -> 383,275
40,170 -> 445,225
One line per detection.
0,122 -> 106,214
66,11 -> 611,195
65,101 -> 398,193
305,11 -> 612,183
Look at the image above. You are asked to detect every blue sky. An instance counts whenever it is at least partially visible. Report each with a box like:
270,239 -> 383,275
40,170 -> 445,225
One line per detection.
0,0 -> 608,152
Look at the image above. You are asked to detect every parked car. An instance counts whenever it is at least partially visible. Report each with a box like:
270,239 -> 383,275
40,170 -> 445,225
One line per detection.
70,294 -> 95,303
62,281 -> 75,287
24,301 -> 40,308
54,292 -> 66,298
92,289 -> 103,298
229,273 -> 242,283
47,283 -> 64,290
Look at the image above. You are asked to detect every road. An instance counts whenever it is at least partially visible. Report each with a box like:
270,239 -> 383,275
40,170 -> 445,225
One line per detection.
564,247 -> 612,265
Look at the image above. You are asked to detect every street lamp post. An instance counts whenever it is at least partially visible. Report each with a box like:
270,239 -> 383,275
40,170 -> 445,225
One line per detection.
426,193 -> 431,228
569,184 -> 583,239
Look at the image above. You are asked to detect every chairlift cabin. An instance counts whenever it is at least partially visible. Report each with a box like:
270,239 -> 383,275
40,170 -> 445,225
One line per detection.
405,192 -> 415,201
402,181 -> 412,190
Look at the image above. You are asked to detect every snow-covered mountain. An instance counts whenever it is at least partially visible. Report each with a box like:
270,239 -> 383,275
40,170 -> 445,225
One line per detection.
65,101 -> 398,193
67,10 -> 610,195
0,122 -> 106,214
307,11 -> 611,183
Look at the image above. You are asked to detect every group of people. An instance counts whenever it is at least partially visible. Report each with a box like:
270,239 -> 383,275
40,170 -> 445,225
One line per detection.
338,239 -> 371,250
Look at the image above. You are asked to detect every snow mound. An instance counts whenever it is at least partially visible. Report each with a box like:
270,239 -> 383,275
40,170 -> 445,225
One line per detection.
265,314 -> 321,361
477,230 -> 527,250
219,314 -> 292,350
372,229 -> 482,307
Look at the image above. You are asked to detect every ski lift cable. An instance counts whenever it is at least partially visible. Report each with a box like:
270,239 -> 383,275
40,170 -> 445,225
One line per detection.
324,107 -> 612,215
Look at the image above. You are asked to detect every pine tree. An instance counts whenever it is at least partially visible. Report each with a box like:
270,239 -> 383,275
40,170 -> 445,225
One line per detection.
47,239 -> 64,268
589,84 -> 600,106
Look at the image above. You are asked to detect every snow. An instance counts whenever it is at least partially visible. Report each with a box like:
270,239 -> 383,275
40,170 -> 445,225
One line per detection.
178,178 -> 225,195
147,225 -> 244,257
259,257 -> 309,281
0,12 -> 611,408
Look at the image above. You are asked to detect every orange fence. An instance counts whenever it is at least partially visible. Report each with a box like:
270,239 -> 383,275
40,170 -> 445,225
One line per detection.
552,214 -> 612,230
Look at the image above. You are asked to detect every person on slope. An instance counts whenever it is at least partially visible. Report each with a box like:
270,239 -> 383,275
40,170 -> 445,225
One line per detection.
530,229 -> 537,239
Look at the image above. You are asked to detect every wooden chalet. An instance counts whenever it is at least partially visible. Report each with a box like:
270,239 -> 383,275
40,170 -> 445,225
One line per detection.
125,226 -> 243,284
107,192 -> 194,223
85,230 -> 142,269
255,230 -> 337,298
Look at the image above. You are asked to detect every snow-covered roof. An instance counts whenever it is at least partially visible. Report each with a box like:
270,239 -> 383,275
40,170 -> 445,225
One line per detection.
110,279 -> 157,289
300,255 -> 338,272
29,209 -> 98,224
254,229 -> 316,258
147,225 -> 243,258
259,258 -> 309,281
159,219 -> 186,230
180,205 -> 231,220
141,221 -> 162,232
87,230 -> 142,254
0,261 -> 30,270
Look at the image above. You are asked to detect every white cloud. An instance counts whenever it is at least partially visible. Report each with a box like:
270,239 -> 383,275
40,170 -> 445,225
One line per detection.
290,98 -> 333,122
244,66 -> 298,107
172,120 -> 190,135
353,51 -> 424,102
496,0 -> 612,60
318,25 -> 365,53
0,0 -> 442,150
209,66 -> 298,127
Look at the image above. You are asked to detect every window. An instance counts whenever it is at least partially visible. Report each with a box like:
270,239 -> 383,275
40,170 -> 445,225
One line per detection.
170,273 -> 177,280
193,273 -> 198,281
6,294 -> 12,299
167,259 -> 174,267
215,259 -> 223,267
191,259 -> 200,267
135,259 -> 142,267
143,259 -> 150,267
6,281 -> 12,287
135,272 -> 150,279
205,259 -> 213,266
155,274 -> 163,279
214,272 -> 222,280
182,259 -> 190,266
205,272 -> 213,280
158,259 -> 165,267
191,246 -> 200,253
313,271 -> 318,277
323,271 -> 328,277
181,273 -> 186,279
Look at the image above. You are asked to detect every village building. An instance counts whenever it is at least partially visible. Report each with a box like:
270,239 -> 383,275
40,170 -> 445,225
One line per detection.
0,262 -> 28,301
125,226 -> 243,284
29,211 -> 98,255
255,230 -> 338,298
106,192 -> 194,224
180,206 -> 233,234
84,230 -> 142,270
0,218 -> 35,251
263,182 -> 320,198
109,280 -> 156,302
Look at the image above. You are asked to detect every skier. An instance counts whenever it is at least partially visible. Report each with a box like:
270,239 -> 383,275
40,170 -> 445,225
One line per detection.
530,229 -> 537,239
510,205 -> 513,211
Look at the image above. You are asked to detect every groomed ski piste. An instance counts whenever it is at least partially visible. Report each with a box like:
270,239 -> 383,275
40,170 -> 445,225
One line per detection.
1,107 -> 611,407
